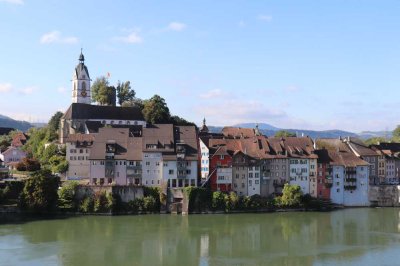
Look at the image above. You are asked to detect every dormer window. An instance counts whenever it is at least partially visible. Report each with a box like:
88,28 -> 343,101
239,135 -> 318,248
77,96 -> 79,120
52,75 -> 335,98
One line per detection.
146,144 -> 157,149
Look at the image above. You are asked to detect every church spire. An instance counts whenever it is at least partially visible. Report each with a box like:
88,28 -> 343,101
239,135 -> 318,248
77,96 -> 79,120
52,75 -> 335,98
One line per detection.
200,117 -> 209,133
79,48 -> 85,63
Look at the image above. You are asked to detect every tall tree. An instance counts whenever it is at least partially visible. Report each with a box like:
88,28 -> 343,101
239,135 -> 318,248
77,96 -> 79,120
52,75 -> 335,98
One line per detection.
91,76 -> 116,106
116,81 -> 135,106
142,95 -> 171,124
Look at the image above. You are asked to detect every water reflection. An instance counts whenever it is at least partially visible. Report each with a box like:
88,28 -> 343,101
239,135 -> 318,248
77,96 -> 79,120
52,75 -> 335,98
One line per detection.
1,209 -> 400,265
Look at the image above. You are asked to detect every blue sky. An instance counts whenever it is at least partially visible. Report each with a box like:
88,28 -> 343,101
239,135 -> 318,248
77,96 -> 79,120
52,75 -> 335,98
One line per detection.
0,0 -> 399,132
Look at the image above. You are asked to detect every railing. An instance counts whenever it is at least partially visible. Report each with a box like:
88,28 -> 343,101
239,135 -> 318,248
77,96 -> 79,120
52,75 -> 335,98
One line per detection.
344,185 -> 357,190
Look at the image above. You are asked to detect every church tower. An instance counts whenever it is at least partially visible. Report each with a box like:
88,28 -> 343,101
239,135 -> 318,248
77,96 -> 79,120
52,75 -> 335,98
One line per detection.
72,50 -> 91,104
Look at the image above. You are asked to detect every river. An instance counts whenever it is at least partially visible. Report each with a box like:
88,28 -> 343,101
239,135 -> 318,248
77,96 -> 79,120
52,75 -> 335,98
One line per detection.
1,208 -> 400,266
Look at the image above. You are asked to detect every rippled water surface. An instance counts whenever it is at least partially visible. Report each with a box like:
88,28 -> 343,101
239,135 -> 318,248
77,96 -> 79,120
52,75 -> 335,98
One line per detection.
1,208 -> 400,266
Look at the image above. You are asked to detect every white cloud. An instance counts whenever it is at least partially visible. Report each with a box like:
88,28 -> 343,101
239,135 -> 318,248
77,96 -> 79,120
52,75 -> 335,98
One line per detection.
0,83 -> 12,93
0,0 -> 23,5
114,31 -> 143,44
19,86 -> 36,95
40,31 -> 78,44
167,22 -> 187,32
199,89 -> 225,99
238,20 -> 246,28
257,15 -> 273,21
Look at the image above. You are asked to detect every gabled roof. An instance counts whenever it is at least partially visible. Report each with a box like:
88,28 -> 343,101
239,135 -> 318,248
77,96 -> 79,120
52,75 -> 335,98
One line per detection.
315,138 -> 369,167
62,103 -> 144,121
345,137 -> 378,157
66,133 -> 95,143
11,132 -> 27,147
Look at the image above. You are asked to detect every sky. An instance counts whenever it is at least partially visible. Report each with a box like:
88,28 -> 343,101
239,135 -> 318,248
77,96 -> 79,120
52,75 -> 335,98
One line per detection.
0,0 -> 399,132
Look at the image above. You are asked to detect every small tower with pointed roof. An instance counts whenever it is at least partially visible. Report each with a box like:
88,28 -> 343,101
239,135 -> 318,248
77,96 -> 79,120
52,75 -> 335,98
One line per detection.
200,117 -> 209,133
72,49 -> 91,104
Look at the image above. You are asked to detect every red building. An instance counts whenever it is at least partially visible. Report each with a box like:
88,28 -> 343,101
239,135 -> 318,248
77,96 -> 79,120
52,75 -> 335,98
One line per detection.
315,149 -> 332,200
209,146 -> 232,192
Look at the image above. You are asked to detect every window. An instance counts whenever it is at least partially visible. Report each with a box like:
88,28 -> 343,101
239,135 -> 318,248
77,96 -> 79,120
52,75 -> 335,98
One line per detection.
220,155 -> 225,160
169,169 -> 174,175
186,170 -> 191,175
249,173 -> 253,178
156,162 -> 160,166
146,162 -> 150,166
164,162 -> 168,167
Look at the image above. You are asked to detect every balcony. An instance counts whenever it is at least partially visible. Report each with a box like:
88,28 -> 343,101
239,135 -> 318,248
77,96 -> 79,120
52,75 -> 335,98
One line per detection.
345,170 -> 357,175
344,185 -> 357,190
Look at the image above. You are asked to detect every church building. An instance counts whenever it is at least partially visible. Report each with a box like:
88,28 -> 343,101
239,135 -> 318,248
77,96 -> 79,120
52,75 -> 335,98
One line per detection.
60,51 -> 146,144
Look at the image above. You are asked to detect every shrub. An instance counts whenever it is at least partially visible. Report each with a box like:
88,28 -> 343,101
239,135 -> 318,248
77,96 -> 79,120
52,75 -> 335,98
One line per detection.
94,192 -> 111,213
143,196 -> 157,212
211,191 -> 226,211
278,184 -> 303,208
16,158 -> 41,172
225,192 -> 239,212
128,198 -> 144,213
58,181 -> 79,211
3,181 -> 24,200
80,196 -> 94,213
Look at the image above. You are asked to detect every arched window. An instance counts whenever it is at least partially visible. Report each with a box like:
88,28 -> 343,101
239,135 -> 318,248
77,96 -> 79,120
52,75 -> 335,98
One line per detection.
82,81 -> 86,90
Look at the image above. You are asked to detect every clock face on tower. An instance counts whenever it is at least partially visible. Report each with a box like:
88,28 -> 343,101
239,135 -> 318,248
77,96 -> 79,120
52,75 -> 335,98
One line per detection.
81,89 -> 87,97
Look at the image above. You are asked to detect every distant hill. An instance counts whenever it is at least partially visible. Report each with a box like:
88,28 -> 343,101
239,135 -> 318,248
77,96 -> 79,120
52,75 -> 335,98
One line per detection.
208,124 -> 360,139
358,131 -> 392,140
233,123 -> 280,131
0,114 -> 34,132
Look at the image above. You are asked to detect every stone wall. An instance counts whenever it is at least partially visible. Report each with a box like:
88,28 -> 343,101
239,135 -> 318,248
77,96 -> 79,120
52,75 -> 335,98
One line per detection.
369,185 -> 400,207
76,185 -> 144,202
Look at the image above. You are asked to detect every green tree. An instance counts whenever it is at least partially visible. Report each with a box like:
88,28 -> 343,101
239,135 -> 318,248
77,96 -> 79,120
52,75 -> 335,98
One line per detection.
170,115 -> 196,126
279,184 -> 302,208
275,130 -> 296,137
47,111 -> 63,140
364,137 -> 387,146
211,191 -> 226,211
393,126 -> 400,142
91,76 -> 116,106
121,98 -> 144,111
58,181 -> 79,210
19,169 -> 60,213
142,95 -> 171,124
116,81 -> 136,106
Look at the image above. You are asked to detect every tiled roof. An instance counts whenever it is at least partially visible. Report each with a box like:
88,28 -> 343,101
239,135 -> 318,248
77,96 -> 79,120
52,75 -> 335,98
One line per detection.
11,132 -> 27,147
88,124 -> 198,162
345,137 -> 378,157
221,127 -> 257,139
316,138 -> 369,167
66,133 -> 95,143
